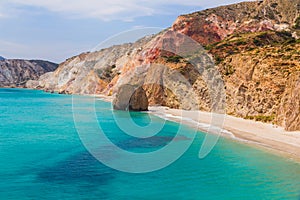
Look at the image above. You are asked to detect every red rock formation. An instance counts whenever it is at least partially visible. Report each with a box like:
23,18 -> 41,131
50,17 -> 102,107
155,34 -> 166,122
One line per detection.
27,0 -> 300,131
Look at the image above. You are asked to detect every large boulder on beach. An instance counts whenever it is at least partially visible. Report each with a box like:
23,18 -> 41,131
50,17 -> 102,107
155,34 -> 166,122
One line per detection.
113,84 -> 148,111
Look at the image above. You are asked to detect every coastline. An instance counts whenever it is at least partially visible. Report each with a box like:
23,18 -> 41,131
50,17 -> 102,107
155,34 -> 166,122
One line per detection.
148,106 -> 300,162
6,89 -> 299,162
13,89 -> 300,162
94,95 -> 300,162
3,88 -> 300,199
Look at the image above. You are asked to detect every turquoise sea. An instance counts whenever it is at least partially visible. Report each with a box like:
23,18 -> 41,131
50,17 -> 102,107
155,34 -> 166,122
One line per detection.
1,88 -> 300,199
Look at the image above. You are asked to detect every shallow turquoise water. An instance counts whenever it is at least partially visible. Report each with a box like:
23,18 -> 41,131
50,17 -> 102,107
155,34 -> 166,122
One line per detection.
1,88 -> 300,199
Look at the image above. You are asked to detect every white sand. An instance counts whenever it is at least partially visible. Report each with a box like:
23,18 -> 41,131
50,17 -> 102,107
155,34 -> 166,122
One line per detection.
149,106 -> 300,161
95,94 -> 300,161
95,94 -> 113,102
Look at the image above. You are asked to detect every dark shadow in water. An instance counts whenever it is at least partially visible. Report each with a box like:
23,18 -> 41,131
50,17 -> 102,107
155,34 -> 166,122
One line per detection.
37,151 -> 116,186
37,135 -> 190,187
116,135 -> 190,151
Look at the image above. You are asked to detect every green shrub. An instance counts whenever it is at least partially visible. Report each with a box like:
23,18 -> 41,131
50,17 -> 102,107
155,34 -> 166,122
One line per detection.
276,31 -> 292,38
216,43 -> 232,49
245,115 -> 275,123
294,17 -> 300,29
257,32 -> 268,39
224,65 -> 235,76
165,55 -> 182,63
253,39 -> 262,46
214,55 -> 223,65
235,40 -> 247,46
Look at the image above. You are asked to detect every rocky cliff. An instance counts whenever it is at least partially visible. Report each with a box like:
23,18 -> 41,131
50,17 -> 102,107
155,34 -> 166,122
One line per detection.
0,59 -> 58,87
27,0 -> 300,131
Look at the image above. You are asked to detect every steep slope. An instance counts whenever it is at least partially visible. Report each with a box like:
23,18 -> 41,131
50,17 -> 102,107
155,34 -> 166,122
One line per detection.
172,0 -> 300,45
0,59 -> 58,87
206,31 -> 300,130
27,0 -> 300,131
26,36 -> 153,94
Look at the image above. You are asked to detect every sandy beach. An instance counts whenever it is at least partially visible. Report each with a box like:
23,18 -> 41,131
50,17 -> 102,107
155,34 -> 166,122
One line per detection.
149,106 -> 300,162
95,93 -> 300,162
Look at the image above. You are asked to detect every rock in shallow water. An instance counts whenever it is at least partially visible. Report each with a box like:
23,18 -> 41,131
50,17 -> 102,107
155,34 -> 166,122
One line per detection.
113,84 -> 148,111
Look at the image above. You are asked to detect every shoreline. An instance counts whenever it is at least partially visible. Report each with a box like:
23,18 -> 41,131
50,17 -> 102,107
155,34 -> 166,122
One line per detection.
148,106 -> 300,163
84,94 -> 300,162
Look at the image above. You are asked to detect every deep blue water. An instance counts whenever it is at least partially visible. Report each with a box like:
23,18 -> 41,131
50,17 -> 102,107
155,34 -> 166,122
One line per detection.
1,88 -> 300,199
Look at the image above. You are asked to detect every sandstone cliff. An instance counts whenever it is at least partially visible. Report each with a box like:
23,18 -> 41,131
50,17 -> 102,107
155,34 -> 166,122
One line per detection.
27,0 -> 300,131
0,59 -> 58,87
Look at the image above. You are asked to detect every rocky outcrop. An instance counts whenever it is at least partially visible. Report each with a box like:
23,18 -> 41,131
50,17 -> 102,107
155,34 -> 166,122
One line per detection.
0,59 -> 58,87
172,0 -> 300,45
206,31 -> 300,131
26,36 -> 154,94
284,75 -> 300,131
27,0 -> 300,131
113,84 -> 148,111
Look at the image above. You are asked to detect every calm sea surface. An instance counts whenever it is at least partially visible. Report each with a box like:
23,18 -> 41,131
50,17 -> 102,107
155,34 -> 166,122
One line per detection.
1,88 -> 300,199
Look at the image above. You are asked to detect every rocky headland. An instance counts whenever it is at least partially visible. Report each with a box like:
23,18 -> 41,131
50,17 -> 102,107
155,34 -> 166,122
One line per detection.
26,0 -> 300,131
0,59 -> 58,87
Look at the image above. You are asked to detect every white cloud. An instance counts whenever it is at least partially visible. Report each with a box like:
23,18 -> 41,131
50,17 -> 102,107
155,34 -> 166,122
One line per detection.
0,39 -> 89,62
0,0 -> 249,21
0,40 -> 27,53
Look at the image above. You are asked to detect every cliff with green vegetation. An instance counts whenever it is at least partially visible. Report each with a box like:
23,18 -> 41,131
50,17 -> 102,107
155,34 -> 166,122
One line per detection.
27,0 -> 300,131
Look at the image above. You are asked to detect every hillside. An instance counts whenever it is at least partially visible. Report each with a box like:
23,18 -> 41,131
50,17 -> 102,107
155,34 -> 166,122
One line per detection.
26,0 -> 300,131
0,59 -> 58,87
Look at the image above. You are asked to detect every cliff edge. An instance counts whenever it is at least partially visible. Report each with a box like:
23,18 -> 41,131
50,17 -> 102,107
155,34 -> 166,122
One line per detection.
27,0 -> 300,131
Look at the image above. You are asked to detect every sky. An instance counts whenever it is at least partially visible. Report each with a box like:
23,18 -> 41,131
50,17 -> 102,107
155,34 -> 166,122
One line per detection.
0,0 -> 246,63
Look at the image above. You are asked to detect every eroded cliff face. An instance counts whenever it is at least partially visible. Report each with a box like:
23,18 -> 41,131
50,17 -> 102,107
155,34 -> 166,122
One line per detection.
0,59 -> 58,87
27,0 -> 300,131
26,37 -> 154,94
206,31 -> 300,130
172,0 -> 300,44
277,73 -> 300,131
